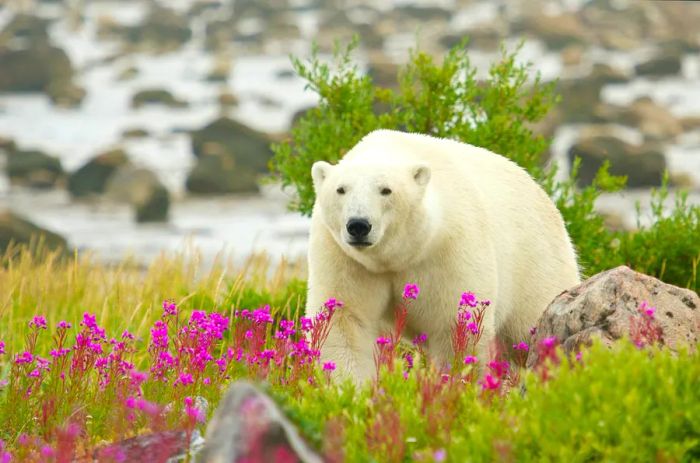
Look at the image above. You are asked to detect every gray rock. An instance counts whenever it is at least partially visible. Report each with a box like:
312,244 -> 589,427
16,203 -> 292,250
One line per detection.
557,64 -> 629,123
0,13 -> 50,46
132,88 -> 187,109
105,166 -> 170,222
198,381 -> 323,463
512,13 -> 589,50
97,7 -> 192,52
568,131 -> 666,187
0,44 -> 82,106
527,266 -> 700,368
0,210 -> 67,255
635,54 -> 682,77
6,147 -> 64,189
186,117 -> 272,195
68,148 -> 129,198
186,151 -> 259,194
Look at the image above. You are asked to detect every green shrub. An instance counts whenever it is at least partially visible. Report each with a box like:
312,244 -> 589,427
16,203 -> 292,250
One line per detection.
270,39 -> 700,290
276,341 -> 700,462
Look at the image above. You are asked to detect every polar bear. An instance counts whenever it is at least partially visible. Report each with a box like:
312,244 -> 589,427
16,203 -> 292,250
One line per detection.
306,130 -> 580,382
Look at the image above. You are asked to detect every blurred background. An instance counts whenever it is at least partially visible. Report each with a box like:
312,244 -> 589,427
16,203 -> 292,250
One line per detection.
0,0 -> 699,266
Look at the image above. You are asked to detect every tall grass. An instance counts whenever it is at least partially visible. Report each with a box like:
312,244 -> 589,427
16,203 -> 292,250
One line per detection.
0,244 -> 307,355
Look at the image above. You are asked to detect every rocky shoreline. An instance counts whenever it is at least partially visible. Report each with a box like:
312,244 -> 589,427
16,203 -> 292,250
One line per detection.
1,0 -> 699,260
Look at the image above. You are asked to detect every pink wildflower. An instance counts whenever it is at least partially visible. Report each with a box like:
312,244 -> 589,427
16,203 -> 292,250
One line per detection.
542,336 -> 557,348
0,341 -> 4,355
460,291 -> 478,307
403,283 -> 420,300
463,355 -> 478,364
162,300 -> 178,316
376,337 -> 391,346
323,361 -> 336,371
29,315 -> 47,330
177,373 -> 194,386
323,298 -> 344,312
14,351 -> 33,365
57,320 -> 71,330
513,341 -> 529,352
480,374 -> 500,390
412,333 -> 427,346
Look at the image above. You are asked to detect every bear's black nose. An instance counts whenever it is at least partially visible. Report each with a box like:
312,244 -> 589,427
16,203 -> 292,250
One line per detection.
346,218 -> 372,238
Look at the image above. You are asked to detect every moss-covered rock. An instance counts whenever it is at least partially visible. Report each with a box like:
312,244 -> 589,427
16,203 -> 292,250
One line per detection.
568,133 -> 666,187
131,88 -> 187,109
67,148 -> 129,198
0,209 -> 67,255
186,152 -> 259,194
105,166 -> 170,222
97,7 -> 192,51
0,14 -> 50,46
191,117 -> 272,173
6,147 -> 64,189
634,53 -> 682,77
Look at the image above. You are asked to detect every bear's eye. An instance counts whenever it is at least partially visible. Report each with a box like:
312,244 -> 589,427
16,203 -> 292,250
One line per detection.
380,187 -> 392,196
336,186 -> 345,195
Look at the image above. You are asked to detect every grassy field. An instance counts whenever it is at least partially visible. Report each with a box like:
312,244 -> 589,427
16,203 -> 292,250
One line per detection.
0,244 -> 698,462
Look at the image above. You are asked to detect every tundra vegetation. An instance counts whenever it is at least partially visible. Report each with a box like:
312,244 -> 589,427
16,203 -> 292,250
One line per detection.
1,40 -> 698,461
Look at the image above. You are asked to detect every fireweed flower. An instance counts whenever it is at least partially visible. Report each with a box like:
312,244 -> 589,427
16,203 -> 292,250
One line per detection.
29,315 -> 47,330
15,351 -> 33,365
480,374 -> 500,390
376,337 -> 391,346
163,300 -> 178,316
403,283 -> 420,300
529,326 -> 537,336
176,373 -> 194,386
464,355 -> 478,364
0,340 -> 4,355
412,333 -> 427,346
57,320 -> 71,330
323,298 -> 344,312
300,317 -> 313,332
513,341 -> 529,352
322,361 -> 336,371
460,291 -> 478,307
542,336 -> 557,348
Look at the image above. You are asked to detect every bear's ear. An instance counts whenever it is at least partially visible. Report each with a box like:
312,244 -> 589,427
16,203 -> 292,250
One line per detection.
412,164 -> 431,187
311,161 -> 332,191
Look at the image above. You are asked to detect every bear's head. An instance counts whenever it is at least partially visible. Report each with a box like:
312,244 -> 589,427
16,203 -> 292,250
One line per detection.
311,159 -> 434,271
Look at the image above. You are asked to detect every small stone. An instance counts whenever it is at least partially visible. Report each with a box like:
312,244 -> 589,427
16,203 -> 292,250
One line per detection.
199,381 -> 323,463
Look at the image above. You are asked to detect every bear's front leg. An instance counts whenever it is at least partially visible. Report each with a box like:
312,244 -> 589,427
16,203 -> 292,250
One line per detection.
306,235 -> 392,384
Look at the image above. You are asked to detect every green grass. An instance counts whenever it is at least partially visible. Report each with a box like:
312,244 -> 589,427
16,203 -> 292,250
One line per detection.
0,245 -> 698,462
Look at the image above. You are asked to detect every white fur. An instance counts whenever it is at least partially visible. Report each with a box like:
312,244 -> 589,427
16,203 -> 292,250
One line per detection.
306,130 -> 580,383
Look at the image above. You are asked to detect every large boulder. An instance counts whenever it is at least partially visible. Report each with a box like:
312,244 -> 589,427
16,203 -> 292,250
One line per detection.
105,166 -> 170,222
557,64 -> 629,123
0,44 -> 83,106
568,132 -> 666,187
0,14 -> 50,46
5,147 -> 64,189
592,98 -> 684,141
186,117 -> 272,194
67,148 -> 129,198
0,210 -> 67,255
186,151 -> 259,194
634,53 -> 682,77
199,381 -> 323,463
527,266 -> 700,368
